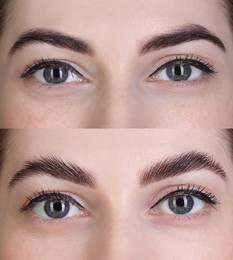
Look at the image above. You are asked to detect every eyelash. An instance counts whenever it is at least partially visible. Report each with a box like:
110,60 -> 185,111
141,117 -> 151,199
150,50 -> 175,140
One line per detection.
19,189 -> 85,213
20,58 -> 84,80
149,55 -> 216,79
151,184 -> 219,210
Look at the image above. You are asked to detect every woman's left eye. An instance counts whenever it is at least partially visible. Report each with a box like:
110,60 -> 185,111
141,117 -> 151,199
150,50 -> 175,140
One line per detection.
149,58 -> 216,82
159,195 -> 204,215
151,187 -> 219,216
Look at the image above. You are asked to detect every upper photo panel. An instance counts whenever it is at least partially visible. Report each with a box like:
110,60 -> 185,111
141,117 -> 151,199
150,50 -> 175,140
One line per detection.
0,0 -> 233,128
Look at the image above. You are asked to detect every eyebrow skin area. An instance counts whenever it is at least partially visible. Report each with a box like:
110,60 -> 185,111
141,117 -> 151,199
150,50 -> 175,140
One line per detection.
9,24 -> 225,58
139,24 -> 226,55
9,29 -> 95,57
140,151 -> 227,187
8,156 -> 96,189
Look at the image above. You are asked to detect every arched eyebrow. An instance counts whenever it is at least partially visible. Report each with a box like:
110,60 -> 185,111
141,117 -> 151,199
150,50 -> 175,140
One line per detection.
139,24 -> 226,55
9,29 -> 96,57
8,156 -> 96,189
140,151 -> 227,187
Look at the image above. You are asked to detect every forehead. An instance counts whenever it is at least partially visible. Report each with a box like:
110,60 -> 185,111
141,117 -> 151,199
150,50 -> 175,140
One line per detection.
7,0 -> 229,47
7,130 -> 229,166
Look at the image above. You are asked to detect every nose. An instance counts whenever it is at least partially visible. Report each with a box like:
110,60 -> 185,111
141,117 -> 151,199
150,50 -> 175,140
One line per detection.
89,84 -> 147,128
90,216 -> 145,260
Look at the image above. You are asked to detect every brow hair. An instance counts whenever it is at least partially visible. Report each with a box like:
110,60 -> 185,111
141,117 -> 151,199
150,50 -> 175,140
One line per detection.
139,24 -> 226,55
8,156 -> 96,189
140,151 -> 227,186
0,0 -> 11,37
0,129 -> 10,171
9,29 -> 95,56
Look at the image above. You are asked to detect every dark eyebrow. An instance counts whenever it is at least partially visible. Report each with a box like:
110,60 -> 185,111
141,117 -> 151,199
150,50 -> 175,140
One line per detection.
9,29 -> 95,57
140,151 -> 227,187
8,156 -> 96,189
139,24 -> 226,55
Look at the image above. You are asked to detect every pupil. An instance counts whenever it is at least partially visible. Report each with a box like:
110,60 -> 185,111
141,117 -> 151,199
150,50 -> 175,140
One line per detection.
174,66 -> 182,76
53,202 -> 62,212
176,197 -> 185,207
53,69 -> 61,79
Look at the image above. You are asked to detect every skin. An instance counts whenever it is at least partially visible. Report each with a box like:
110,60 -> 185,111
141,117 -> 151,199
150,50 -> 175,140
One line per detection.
0,0 -> 233,128
0,130 -> 233,259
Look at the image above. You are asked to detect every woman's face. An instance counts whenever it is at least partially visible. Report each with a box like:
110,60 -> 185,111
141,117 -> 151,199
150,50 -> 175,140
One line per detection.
0,130 -> 232,259
0,0 -> 233,128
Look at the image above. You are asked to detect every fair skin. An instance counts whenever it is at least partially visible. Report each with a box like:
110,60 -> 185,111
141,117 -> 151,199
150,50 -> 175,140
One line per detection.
0,0 -> 233,128
0,130 -> 232,259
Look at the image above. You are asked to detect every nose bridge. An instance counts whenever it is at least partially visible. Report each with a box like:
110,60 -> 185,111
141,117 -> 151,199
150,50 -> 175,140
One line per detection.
96,79 -> 142,128
98,214 -> 142,260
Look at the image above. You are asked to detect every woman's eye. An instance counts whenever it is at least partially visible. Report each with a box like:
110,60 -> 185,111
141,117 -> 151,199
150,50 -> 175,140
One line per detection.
149,58 -> 216,82
159,195 -> 204,215
21,60 -> 87,85
156,64 -> 202,81
32,199 -> 82,219
35,67 -> 83,84
20,192 -> 86,220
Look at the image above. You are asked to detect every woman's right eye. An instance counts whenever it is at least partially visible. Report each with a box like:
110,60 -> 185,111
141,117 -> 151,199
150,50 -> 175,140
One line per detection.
21,59 -> 88,85
20,192 -> 86,220
33,199 -> 82,219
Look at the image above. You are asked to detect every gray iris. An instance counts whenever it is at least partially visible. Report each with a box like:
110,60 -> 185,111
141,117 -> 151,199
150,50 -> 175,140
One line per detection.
166,64 -> 192,81
168,195 -> 194,214
44,200 -> 70,218
43,67 -> 69,84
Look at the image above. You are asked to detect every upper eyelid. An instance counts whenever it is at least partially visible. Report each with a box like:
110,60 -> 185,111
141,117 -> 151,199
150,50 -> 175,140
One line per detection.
147,54 -> 215,74
20,192 -> 85,212
21,59 -> 87,79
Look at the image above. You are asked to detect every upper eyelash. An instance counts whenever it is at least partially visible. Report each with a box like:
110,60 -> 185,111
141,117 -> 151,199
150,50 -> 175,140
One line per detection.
150,55 -> 216,77
19,189 -> 85,213
150,184 -> 219,209
20,59 -> 83,79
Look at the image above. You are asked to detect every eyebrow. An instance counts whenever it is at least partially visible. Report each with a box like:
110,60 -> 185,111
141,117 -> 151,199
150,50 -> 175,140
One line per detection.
140,151 -> 227,186
8,156 -> 96,189
9,29 -> 95,57
139,24 -> 226,55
